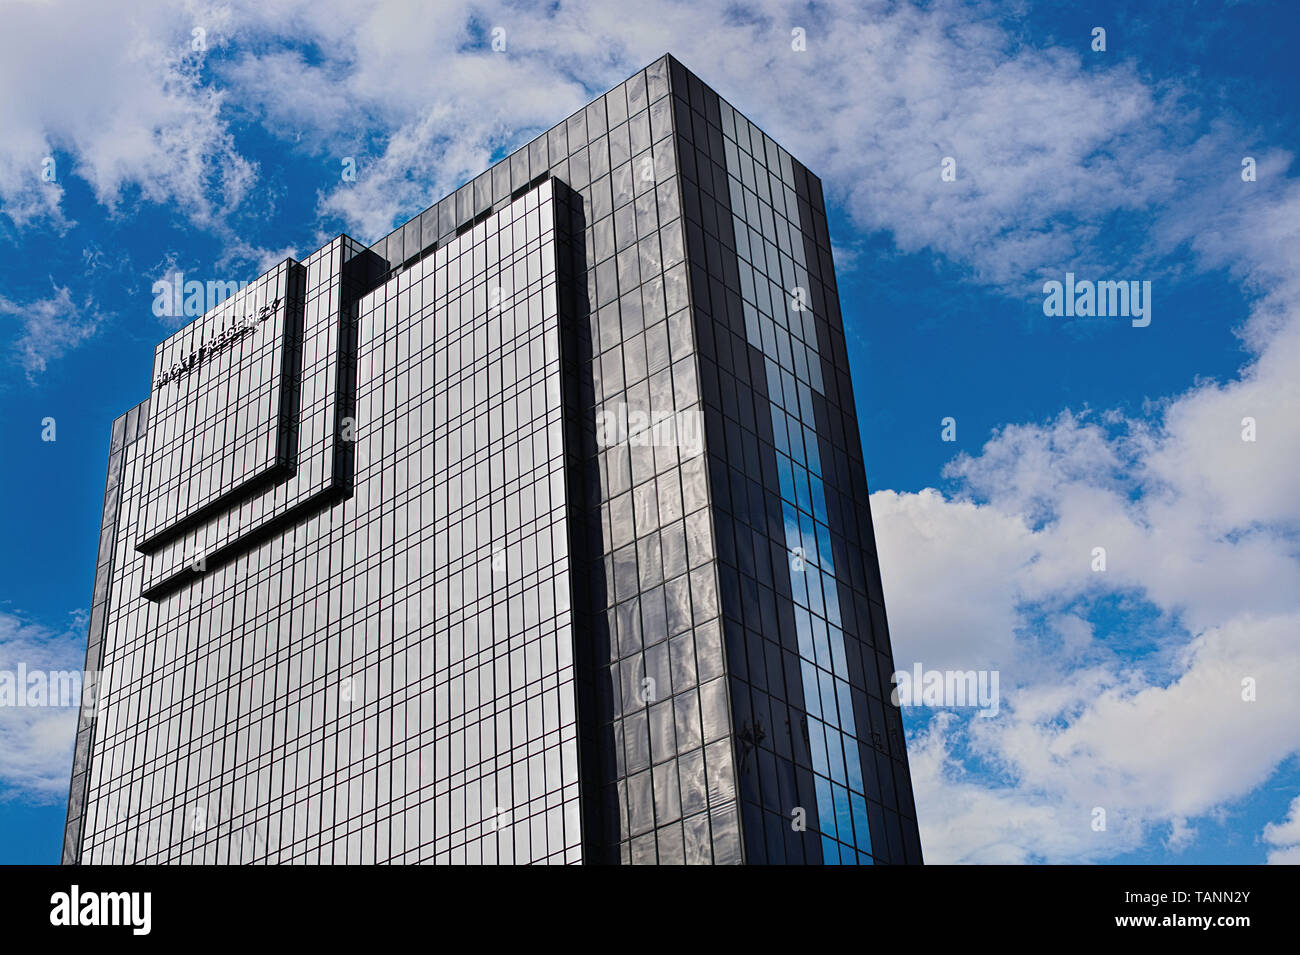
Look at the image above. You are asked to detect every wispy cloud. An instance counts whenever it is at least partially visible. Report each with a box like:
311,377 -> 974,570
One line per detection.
195,0 -> 1274,294
4,0 -> 1278,362
0,282 -> 104,383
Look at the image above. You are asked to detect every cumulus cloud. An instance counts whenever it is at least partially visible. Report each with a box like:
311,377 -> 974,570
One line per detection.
1263,796 -> 1300,864
0,0 -> 255,230
872,179 -> 1300,861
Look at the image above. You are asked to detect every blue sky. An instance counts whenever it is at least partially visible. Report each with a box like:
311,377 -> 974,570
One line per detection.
1,0 -> 1298,864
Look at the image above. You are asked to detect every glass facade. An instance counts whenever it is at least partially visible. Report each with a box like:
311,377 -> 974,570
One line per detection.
673,64 -> 920,863
64,55 -> 921,865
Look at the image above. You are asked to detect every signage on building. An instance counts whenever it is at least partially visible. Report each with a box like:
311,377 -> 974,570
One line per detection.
154,298 -> 282,389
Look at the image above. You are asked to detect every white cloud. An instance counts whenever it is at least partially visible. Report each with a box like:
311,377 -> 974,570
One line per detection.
193,0 -> 1239,294
0,610 -> 86,802
868,489 -> 1032,672
1262,795 -> 1300,864
212,1 -> 605,238
1266,845 -> 1300,865
0,0 -> 255,230
0,0 -> 1271,371
872,182 -> 1300,862
0,283 -> 103,383
1263,795 -> 1300,846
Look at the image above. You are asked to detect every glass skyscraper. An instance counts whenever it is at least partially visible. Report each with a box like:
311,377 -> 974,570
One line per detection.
64,55 -> 922,865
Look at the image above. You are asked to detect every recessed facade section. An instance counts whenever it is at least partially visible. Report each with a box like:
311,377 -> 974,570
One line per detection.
137,261 -> 305,551
137,237 -> 381,599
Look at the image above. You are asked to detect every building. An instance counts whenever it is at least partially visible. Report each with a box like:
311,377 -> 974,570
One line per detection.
63,54 -> 922,865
